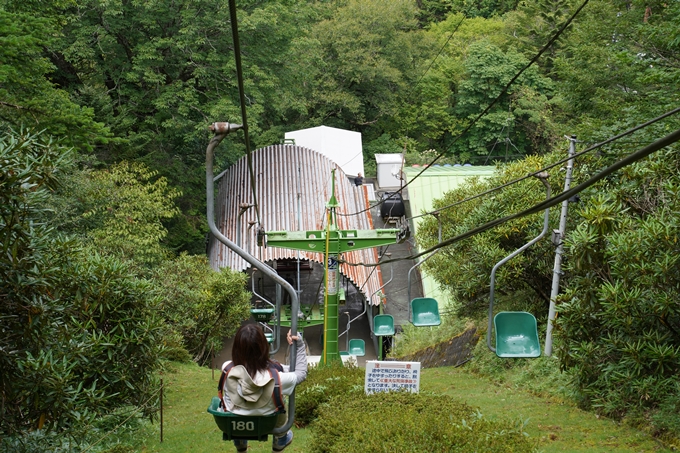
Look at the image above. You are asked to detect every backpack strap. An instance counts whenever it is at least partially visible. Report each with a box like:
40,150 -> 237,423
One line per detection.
267,363 -> 286,413
217,362 -> 235,409
217,362 -> 235,392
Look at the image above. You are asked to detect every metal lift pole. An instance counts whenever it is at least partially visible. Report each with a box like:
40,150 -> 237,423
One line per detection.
544,136 -> 577,356
206,122 -> 298,435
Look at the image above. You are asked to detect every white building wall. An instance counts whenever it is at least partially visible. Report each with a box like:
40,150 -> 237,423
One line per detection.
285,126 -> 364,177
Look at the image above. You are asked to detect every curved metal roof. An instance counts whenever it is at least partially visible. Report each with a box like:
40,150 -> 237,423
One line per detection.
208,144 -> 384,305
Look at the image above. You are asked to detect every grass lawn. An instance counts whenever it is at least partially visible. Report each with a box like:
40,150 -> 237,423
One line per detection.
138,362 -> 672,453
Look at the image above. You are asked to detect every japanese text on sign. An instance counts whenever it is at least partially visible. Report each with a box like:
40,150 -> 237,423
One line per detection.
364,361 -> 420,394
327,256 -> 338,294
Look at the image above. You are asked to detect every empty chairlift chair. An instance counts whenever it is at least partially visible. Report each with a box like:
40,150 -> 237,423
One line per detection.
487,173 -> 551,358
373,314 -> 395,336
348,339 -> 366,357
407,259 -> 441,327
493,312 -> 541,358
410,298 -> 441,327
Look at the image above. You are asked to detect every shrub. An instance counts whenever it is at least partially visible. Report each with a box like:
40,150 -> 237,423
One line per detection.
295,361 -> 365,426
0,129 -> 163,435
390,315 -> 473,358
466,339 -> 570,400
154,253 -> 251,365
309,391 -> 535,453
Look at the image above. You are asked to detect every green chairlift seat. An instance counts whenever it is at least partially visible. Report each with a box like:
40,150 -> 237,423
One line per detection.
373,314 -> 395,336
410,298 -> 441,327
348,339 -> 366,357
251,308 -> 274,323
208,397 -> 282,441
494,312 -> 541,358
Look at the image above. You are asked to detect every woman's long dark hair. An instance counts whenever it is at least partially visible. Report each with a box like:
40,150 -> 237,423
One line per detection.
231,324 -> 271,378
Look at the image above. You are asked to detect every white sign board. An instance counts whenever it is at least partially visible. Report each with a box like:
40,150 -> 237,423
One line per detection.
365,361 -> 420,394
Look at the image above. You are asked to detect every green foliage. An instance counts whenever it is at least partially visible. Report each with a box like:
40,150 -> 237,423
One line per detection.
449,0 -> 520,19
1,128 -> 73,433
550,0 -> 680,127
390,315 -> 473,358
0,410 -> 154,453
309,391 -> 535,452
154,253 -> 251,365
40,0 -> 323,253
47,161 -> 180,268
0,429 -> 73,453
506,0 -> 579,73
299,0 -> 424,132
295,362 -> 365,427
466,339 -> 571,400
0,129 -> 163,435
418,154 -> 565,320
401,14 -> 559,159
555,147 -> 680,439
451,41 -> 557,159
0,9 -> 109,151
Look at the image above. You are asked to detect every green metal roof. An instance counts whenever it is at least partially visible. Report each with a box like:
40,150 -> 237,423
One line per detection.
402,165 -> 496,309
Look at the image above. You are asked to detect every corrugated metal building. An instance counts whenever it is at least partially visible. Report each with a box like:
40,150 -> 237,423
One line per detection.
208,144 -> 384,307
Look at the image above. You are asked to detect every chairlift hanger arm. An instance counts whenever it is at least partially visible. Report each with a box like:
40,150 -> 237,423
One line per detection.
486,172 -> 550,357
206,122 -> 298,436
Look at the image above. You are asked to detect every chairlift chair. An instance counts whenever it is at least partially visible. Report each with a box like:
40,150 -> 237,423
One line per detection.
407,264 -> 441,327
410,298 -> 441,327
348,339 -> 366,357
208,397 -> 283,441
206,122 -> 299,444
487,173 -> 551,358
373,314 -> 395,336
493,312 -> 541,358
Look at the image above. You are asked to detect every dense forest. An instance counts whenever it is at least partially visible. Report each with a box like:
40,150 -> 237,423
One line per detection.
1,0 -> 679,450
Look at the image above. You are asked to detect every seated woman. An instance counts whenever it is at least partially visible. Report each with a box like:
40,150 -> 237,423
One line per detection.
218,324 -> 307,453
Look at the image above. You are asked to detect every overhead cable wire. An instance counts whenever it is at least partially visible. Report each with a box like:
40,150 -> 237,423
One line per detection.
334,16 -> 465,218
412,16 -> 466,89
339,0 -> 591,218
341,127 -> 680,267
228,0 -> 261,224
409,106 -> 680,221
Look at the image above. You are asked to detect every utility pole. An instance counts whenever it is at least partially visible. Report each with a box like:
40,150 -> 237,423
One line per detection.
263,169 -> 408,364
545,135 -> 577,356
